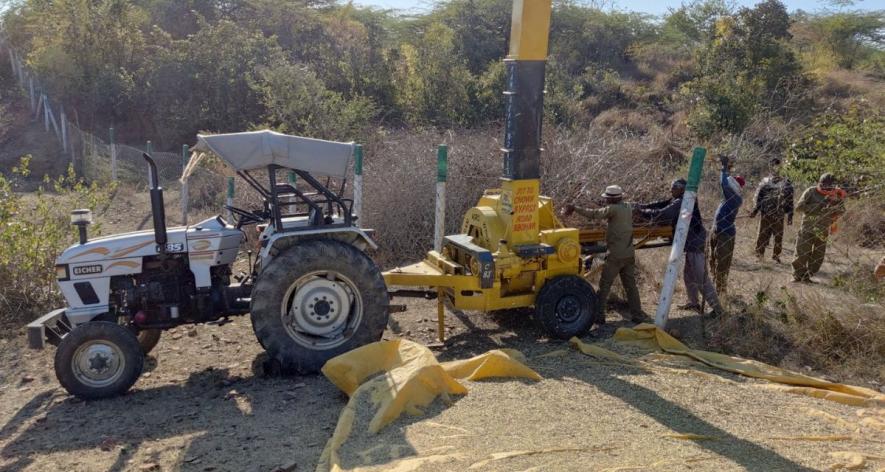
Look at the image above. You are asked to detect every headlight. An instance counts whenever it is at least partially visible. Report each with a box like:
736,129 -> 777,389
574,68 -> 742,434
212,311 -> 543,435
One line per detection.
55,264 -> 69,280
71,209 -> 92,225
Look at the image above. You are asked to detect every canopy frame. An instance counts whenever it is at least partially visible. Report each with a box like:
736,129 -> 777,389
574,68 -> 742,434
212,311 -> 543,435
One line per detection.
237,166 -> 353,231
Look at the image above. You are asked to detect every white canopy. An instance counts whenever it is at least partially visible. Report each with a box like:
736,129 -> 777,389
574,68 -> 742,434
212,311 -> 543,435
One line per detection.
192,130 -> 354,179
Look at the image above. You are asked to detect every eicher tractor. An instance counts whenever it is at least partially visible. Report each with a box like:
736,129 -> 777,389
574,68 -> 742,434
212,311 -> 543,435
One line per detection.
27,131 -> 390,399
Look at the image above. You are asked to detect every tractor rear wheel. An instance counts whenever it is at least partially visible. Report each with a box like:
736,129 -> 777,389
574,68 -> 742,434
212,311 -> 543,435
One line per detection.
55,321 -> 144,399
534,275 -> 597,339
250,239 -> 389,374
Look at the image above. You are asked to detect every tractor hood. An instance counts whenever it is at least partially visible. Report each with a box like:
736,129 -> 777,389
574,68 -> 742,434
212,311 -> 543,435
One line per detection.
57,227 -> 189,265
56,217 -> 239,265
188,130 -> 354,179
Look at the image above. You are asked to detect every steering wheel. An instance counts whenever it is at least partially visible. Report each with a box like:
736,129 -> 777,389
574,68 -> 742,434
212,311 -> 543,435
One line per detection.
224,205 -> 264,228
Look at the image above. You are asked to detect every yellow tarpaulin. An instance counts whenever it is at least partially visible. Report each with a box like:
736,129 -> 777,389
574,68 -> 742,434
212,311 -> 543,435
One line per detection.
317,339 -> 541,472
612,324 -> 885,408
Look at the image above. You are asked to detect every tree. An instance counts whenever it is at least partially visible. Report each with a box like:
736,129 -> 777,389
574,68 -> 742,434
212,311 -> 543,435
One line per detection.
255,60 -> 377,141
392,22 -> 474,126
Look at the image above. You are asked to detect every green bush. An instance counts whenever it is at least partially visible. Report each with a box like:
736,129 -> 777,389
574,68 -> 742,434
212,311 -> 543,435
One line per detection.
0,158 -> 115,327
785,105 -> 884,189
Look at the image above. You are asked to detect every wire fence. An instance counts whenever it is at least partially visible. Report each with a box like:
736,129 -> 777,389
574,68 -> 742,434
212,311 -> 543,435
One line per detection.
5,46 -> 185,186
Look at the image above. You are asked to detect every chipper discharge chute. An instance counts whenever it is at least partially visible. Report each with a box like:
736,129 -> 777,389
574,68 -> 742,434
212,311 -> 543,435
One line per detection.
383,0 -> 672,341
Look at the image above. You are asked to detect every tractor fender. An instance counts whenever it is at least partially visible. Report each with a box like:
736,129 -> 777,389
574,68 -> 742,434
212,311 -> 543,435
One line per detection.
260,227 -> 378,263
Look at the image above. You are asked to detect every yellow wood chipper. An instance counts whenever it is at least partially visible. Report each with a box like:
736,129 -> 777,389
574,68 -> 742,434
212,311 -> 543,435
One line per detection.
382,0 -> 672,341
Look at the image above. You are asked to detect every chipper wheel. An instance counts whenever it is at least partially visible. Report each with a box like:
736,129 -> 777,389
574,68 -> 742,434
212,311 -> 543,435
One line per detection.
534,275 -> 598,339
250,239 -> 389,374
55,321 -> 145,399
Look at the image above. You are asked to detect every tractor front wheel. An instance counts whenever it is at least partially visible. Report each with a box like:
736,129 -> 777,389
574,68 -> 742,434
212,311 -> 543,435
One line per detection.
534,275 -> 597,339
55,321 -> 144,399
250,239 -> 389,374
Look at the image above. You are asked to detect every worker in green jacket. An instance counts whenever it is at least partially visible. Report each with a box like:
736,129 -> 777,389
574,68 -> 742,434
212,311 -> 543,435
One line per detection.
792,173 -> 846,282
563,185 -> 647,325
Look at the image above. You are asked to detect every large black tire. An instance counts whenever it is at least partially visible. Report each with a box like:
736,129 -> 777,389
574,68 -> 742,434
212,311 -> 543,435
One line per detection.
534,275 -> 598,339
136,329 -> 162,354
250,239 -> 389,374
54,321 -> 144,399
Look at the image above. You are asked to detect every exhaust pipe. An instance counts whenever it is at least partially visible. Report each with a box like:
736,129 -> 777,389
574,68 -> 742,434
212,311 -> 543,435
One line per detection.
143,153 -> 168,250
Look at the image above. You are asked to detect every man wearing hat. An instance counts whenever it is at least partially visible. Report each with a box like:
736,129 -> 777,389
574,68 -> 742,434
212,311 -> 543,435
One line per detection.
792,173 -> 846,282
750,158 -> 794,263
636,179 -> 724,317
562,185 -> 646,324
710,154 -> 745,297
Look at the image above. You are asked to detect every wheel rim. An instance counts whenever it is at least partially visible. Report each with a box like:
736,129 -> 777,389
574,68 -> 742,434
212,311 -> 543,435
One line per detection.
72,341 -> 126,388
555,294 -> 583,324
280,270 -> 362,350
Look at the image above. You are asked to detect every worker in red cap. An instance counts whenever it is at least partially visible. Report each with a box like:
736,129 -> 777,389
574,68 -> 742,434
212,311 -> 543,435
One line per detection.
710,154 -> 745,298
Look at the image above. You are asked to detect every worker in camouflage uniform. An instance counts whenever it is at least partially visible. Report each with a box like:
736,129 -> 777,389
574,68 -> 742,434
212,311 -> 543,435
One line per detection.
710,155 -> 745,298
792,173 -> 846,282
750,158 -> 794,263
563,185 -> 647,325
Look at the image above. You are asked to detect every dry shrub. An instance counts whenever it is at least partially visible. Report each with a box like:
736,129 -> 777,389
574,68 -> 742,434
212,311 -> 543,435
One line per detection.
360,128 -> 499,266
836,198 -> 885,249
818,69 -> 885,110
358,123 -> 683,266
591,108 -> 657,136
708,288 -> 885,385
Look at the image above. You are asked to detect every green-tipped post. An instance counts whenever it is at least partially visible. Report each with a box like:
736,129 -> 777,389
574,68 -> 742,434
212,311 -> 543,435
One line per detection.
434,144 -> 448,252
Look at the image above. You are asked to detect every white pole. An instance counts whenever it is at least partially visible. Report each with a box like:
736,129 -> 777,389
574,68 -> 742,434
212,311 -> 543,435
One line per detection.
109,128 -> 117,181
433,145 -> 448,253
33,93 -> 42,120
42,95 -> 49,132
353,144 -> 363,223
181,144 -> 189,225
47,101 -> 60,140
60,109 -> 68,151
654,148 -> 706,328
28,77 -> 34,111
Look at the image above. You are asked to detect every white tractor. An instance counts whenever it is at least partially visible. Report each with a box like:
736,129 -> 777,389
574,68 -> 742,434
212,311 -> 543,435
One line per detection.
27,130 -> 390,399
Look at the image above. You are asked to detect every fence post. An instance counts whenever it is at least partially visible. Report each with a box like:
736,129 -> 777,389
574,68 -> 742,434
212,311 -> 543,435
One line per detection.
43,95 -> 50,132
60,108 -> 67,151
33,93 -> 42,120
181,144 -> 189,225
226,177 -> 235,222
433,144 -> 448,253
28,77 -> 35,112
654,147 -> 706,329
353,144 -> 363,223
109,128 -> 117,181
146,141 -> 153,183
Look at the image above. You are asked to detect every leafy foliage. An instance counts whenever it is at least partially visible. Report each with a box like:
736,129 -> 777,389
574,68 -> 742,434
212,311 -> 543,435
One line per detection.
785,105 -> 884,189
0,158 -> 115,322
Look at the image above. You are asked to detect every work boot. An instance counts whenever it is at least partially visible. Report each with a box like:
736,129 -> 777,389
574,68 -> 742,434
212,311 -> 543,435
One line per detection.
630,312 -> 652,323
677,303 -> 701,312
706,308 -> 724,319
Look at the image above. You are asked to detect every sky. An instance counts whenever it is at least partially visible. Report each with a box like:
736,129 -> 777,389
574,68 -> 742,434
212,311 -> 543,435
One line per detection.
351,0 -> 885,16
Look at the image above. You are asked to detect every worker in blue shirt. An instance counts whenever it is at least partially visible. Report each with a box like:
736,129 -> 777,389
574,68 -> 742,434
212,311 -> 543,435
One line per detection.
710,155 -> 745,298
635,179 -> 723,317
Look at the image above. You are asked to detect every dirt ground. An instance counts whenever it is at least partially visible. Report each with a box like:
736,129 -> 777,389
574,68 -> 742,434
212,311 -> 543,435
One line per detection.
0,190 -> 883,472
1,299 -> 884,472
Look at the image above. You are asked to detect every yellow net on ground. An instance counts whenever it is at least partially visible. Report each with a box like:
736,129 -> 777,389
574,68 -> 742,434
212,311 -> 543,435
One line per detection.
316,339 -> 541,472
609,323 -> 885,408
